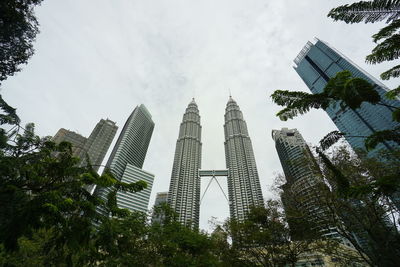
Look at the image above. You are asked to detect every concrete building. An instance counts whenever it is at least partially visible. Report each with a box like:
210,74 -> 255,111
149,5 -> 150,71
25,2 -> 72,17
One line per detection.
152,192 -> 169,224
168,99 -> 202,228
77,119 -> 117,171
53,119 -> 118,194
272,128 -> 339,239
52,128 -> 87,156
167,97 -> 264,227
96,104 -> 155,213
224,96 -> 264,221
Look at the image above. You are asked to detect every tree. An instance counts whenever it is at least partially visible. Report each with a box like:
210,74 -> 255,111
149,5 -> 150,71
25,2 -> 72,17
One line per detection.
0,108 -> 147,265
219,201 -> 324,267
314,147 -> 400,267
0,0 -> 43,84
328,0 -> 400,99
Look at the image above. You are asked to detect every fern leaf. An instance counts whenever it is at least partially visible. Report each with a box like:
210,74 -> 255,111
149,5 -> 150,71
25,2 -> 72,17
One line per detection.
380,64 -> 400,79
373,19 -> 400,42
319,131 -> 346,151
328,0 -> 400,24
366,33 -> 400,63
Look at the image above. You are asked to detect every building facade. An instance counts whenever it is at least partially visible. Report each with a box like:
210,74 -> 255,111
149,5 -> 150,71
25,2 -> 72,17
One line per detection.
77,119 -> 118,171
52,128 -> 87,156
167,99 -> 202,228
96,104 -> 155,213
294,39 -> 400,154
224,97 -> 264,221
167,97 -> 264,227
152,192 -> 169,224
272,128 -> 339,239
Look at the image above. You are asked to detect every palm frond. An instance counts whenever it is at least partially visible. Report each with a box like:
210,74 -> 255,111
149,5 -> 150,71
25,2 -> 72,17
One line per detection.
271,90 -> 317,107
319,131 -> 346,151
392,108 -> 400,121
342,78 -> 381,108
0,95 -> 20,125
366,34 -> 400,63
364,126 -> 400,150
275,95 -> 331,121
380,64 -> 400,79
328,0 -> 400,24
316,148 -> 350,194
324,71 -> 380,109
385,85 -> 400,99
373,19 -> 400,42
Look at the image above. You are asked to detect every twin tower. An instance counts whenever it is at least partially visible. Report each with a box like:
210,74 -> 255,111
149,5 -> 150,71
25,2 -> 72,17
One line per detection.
167,97 -> 263,228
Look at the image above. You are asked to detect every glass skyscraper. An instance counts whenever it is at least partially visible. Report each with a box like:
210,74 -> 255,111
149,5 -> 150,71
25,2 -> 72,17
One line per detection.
294,39 -> 400,154
96,104 -> 155,213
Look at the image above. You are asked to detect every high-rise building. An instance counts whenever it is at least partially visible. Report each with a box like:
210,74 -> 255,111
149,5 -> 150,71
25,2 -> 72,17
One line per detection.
154,191 -> 169,207
77,119 -> 118,171
272,128 -> 339,239
224,97 -> 263,221
168,99 -> 202,228
52,128 -> 87,156
293,38 -> 400,155
96,104 -> 155,213
152,192 -> 168,224
53,120 -> 118,194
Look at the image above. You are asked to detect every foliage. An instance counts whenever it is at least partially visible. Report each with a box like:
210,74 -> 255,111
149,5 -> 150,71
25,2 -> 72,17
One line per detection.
219,201 -> 322,267
271,70 -> 400,151
316,147 -> 400,267
0,0 -> 43,84
271,71 -> 382,120
328,0 -> 400,24
328,0 -> 400,104
365,125 -> 400,150
319,131 -> 346,151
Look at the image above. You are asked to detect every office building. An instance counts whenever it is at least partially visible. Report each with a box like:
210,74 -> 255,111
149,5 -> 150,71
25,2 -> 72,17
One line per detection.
152,192 -> 169,224
96,104 -> 155,213
272,128 -> 338,239
294,38 -> 400,155
224,96 -> 264,221
52,128 -> 87,156
167,99 -> 202,228
77,119 -> 118,171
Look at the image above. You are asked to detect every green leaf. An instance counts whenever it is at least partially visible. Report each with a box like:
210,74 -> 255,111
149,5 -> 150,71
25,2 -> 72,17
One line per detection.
343,78 -> 381,108
366,34 -> 400,64
381,64 -> 400,79
328,0 -> 400,24
373,19 -> 400,42
365,126 -> 400,150
319,131 -> 346,151
385,86 -> 400,99
392,108 -> 400,121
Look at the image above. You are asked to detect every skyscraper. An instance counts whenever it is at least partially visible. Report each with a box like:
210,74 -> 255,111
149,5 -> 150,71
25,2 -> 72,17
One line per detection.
96,104 -> 155,213
224,97 -> 263,221
52,128 -> 87,156
53,120 -> 118,194
168,99 -> 202,228
78,119 -> 118,172
294,38 -> 400,154
272,128 -> 338,239
152,192 -> 168,224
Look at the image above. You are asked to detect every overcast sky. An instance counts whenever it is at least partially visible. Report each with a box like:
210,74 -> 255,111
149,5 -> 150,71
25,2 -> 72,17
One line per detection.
2,0 -> 399,231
